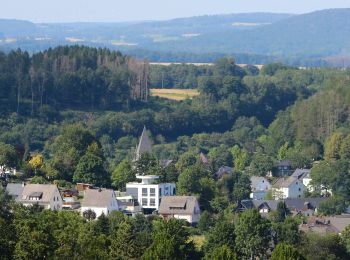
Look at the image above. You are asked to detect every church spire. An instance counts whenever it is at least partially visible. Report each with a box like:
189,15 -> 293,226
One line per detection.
134,126 -> 152,161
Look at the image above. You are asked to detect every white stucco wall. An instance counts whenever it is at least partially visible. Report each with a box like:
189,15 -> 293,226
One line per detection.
126,182 -> 176,210
49,188 -> 63,210
81,197 -> 119,218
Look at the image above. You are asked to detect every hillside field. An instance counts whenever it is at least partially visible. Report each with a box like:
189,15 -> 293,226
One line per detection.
150,88 -> 200,100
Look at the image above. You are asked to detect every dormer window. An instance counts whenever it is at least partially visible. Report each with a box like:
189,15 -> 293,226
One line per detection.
28,192 -> 43,201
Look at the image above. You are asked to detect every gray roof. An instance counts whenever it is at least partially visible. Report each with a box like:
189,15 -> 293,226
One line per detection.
135,126 -> 152,160
82,189 -> 115,208
159,196 -> 199,215
252,200 -> 278,211
274,168 -> 311,188
238,200 -> 255,210
274,177 -> 295,188
6,183 -> 24,201
291,169 -> 311,179
250,176 -> 270,189
284,198 -> 326,211
20,184 -> 59,204
241,198 -> 326,212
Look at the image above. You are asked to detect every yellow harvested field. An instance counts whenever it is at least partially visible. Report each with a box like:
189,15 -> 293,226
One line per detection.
150,88 -> 199,100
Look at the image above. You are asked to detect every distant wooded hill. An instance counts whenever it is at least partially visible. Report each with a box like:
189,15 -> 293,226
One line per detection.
1,9 -> 350,66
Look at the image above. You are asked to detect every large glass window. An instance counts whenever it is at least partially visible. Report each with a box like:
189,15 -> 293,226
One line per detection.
142,188 -> 148,196
142,198 -> 148,206
150,188 -> 156,196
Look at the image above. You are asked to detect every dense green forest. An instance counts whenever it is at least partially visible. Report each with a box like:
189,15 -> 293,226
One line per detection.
0,46 -> 349,178
2,45 -> 350,259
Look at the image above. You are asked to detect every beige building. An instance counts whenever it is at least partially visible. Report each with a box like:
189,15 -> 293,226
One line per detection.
19,184 -> 63,210
158,196 -> 201,224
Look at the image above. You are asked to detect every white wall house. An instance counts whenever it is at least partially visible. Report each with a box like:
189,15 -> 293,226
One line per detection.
273,177 -> 306,199
126,175 -> 176,212
19,184 -> 63,210
81,189 -> 119,218
158,196 -> 201,225
273,169 -> 311,199
250,176 -> 272,200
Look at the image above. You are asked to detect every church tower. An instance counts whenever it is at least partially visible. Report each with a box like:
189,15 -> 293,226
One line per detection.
134,126 -> 152,161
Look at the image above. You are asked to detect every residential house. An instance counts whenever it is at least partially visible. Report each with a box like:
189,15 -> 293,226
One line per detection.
250,176 -> 272,200
19,184 -> 63,210
273,169 -> 310,199
62,189 -> 80,209
81,188 -> 119,218
126,175 -> 176,214
6,183 -> 24,201
0,165 -> 17,179
300,214 -> 350,234
158,196 -> 200,225
285,197 -> 326,216
302,171 -> 312,190
273,160 -> 293,177
302,170 -> 331,196
134,126 -> 153,161
237,198 -> 325,217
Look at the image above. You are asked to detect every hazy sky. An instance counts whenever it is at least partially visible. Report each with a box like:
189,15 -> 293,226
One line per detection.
1,0 -> 350,23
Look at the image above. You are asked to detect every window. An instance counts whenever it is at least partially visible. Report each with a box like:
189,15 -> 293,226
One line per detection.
142,188 -> 148,197
150,198 -> 156,206
299,188 -> 301,191
142,198 -> 148,206
159,188 -> 162,196
150,188 -> 156,196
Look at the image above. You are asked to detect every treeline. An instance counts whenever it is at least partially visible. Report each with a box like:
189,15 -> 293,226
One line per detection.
0,46 -> 149,116
1,188 -> 350,260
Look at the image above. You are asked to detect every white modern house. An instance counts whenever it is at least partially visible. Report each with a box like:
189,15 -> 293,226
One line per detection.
126,175 -> 176,213
273,169 -> 309,199
250,176 -> 272,200
158,196 -> 201,225
81,188 -> 119,218
18,184 -> 63,210
116,194 -> 142,216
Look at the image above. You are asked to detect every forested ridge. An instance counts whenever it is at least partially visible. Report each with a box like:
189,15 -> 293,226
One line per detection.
0,46 -> 149,116
2,45 -> 350,259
